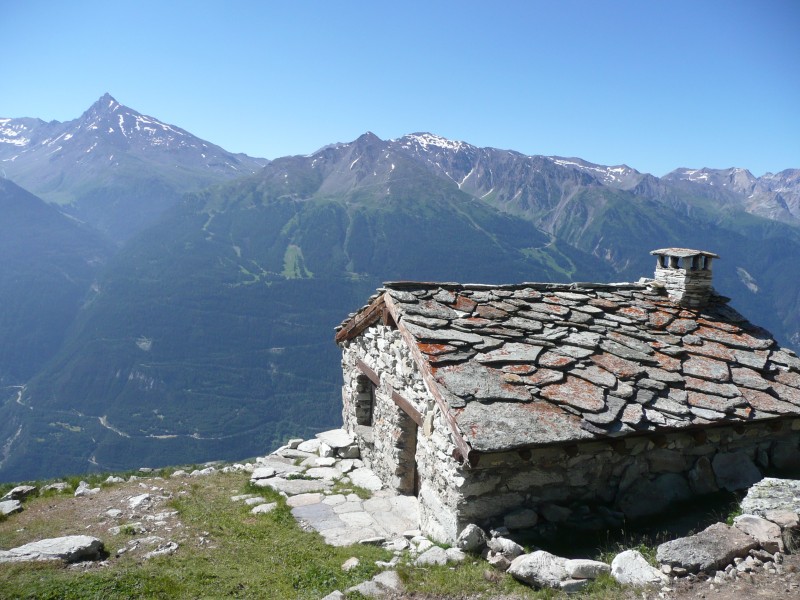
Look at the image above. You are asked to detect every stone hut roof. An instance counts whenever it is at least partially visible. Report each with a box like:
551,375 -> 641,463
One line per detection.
336,274 -> 800,456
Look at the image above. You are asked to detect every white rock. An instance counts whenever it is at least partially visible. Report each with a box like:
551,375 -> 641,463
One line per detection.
296,439 -> 321,453
1,485 -> 36,501
487,536 -> 524,559
342,556 -> 360,571
251,502 -> 277,515
316,429 -> 355,449
128,493 -> 151,510
74,482 -> 100,497
508,550 -> 567,589
0,535 -> 105,563
105,476 -> 125,484
734,514 -> 784,553
565,558 -> 611,579
250,467 -> 277,481
349,467 -> 383,491
170,470 -> 189,478
611,550 -> 668,586
415,546 -> 448,566
0,499 -> 23,516
143,541 -> 178,559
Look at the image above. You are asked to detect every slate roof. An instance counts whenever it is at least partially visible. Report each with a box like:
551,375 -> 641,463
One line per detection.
336,279 -> 800,454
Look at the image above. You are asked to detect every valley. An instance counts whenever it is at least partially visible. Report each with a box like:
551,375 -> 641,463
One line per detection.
1,96 -> 798,482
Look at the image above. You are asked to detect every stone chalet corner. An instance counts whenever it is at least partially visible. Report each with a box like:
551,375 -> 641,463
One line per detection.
334,248 -> 800,543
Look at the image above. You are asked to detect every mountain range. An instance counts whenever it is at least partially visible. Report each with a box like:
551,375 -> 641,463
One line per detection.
0,95 -> 798,482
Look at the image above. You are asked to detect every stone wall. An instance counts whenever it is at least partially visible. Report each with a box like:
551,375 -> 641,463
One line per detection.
340,324 -> 464,540
341,324 -> 800,544
454,419 -> 800,539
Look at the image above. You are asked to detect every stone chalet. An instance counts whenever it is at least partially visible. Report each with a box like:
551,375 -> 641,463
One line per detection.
334,248 -> 800,543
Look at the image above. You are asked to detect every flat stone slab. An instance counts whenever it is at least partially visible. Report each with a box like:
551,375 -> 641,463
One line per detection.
734,514 -> 784,553
0,535 -> 105,563
348,468 -> 383,492
305,467 -> 342,481
656,523 -> 758,573
316,429 -> 355,449
253,477 -> 333,495
740,477 -> 800,517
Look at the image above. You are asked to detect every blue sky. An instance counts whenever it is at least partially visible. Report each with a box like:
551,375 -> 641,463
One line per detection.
3,0 -> 798,176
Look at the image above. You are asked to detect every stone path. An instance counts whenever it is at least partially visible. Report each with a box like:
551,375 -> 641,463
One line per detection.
287,490 -> 419,546
232,429 -> 420,548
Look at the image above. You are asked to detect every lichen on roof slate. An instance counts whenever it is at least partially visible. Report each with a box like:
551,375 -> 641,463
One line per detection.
336,280 -> 800,453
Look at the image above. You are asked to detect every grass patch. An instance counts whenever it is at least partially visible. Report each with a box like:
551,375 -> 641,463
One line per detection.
0,474 -> 393,599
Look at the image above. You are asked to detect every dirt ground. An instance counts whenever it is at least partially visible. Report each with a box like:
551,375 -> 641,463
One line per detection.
0,476 -> 213,564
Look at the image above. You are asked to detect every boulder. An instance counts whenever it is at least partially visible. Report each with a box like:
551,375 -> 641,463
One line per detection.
564,558 -> 611,579
508,550 -> 567,589
415,546 -> 448,566
656,523 -> 758,573
456,524 -> 488,553
711,452 -> 762,492
40,482 -> 70,494
0,535 -> 105,563
733,514 -> 784,553
74,481 -> 100,497
487,535 -> 524,559
1,485 -> 36,502
740,478 -> 800,517
610,550 -> 668,586
0,499 -> 22,516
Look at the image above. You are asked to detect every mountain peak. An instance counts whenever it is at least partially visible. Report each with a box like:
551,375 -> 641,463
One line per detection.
396,132 -> 471,153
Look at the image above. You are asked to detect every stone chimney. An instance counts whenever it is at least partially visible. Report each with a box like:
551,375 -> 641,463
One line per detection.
650,248 -> 719,308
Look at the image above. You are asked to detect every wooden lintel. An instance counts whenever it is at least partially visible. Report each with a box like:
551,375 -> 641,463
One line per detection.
335,295 -> 386,344
356,359 -> 380,386
384,293 -> 475,465
391,390 -> 423,427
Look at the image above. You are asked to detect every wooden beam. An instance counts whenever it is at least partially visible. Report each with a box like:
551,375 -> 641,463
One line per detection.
392,390 -> 423,427
335,296 -> 386,344
384,293 -> 475,465
356,359 -> 380,386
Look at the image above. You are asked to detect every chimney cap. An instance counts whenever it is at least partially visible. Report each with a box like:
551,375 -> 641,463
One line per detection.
650,248 -> 719,259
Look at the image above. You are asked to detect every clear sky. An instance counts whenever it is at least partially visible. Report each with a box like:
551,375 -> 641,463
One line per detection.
3,0 -> 798,176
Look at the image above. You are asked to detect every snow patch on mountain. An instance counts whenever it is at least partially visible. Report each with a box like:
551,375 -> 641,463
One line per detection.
397,133 -> 470,153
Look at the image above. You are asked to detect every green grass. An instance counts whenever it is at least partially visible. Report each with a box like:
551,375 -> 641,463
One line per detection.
0,474 -> 392,599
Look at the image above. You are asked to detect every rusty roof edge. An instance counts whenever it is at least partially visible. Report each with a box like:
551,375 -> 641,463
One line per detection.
384,293 -> 475,463
334,291 -> 387,344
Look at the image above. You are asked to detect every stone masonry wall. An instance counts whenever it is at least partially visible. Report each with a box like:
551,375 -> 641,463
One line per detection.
454,419 -> 800,537
341,325 -> 464,541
